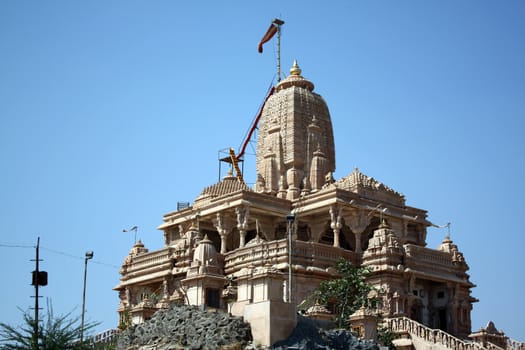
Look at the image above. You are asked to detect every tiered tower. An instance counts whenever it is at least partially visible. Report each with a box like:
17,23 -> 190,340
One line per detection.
256,60 -> 335,199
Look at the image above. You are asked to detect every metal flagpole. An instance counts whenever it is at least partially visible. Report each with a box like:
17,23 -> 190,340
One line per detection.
272,18 -> 285,82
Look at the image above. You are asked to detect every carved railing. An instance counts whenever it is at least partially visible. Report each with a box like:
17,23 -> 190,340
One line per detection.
224,238 -> 287,274
224,238 -> 357,275
507,339 -> 525,350
293,240 -> 357,267
128,248 -> 172,271
404,244 -> 455,269
387,317 -> 504,350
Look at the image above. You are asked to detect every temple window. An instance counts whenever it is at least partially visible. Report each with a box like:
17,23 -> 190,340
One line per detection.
319,228 -> 334,246
406,224 -> 420,244
296,224 -> 309,241
206,288 -> 220,308
244,229 -> 257,245
361,217 -> 380,251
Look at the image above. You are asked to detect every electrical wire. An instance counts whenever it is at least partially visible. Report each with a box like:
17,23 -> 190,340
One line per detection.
0,242 -> 119,269
41,247 -> 120,269
0,242 -> 34,248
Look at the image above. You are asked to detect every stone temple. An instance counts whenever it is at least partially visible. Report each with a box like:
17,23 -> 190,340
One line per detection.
114,62 -> 514,349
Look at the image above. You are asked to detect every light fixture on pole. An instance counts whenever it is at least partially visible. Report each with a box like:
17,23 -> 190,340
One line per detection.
123,226 -> 138,244
286,214 -> 295,303
80,251 -> 93,343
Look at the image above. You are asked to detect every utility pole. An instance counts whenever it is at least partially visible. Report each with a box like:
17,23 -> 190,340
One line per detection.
31,237 -> 47,350
33,238 -> 40,350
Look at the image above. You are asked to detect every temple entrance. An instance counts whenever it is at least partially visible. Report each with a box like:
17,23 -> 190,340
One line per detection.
410,299 -> 423,324
437,308 -> 447,332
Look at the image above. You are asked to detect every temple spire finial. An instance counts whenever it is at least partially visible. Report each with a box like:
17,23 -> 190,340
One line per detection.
290,59 -> 302,76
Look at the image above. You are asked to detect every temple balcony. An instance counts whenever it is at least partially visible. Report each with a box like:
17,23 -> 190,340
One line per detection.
404,244 -> 471,285
224,238 -> 358,276
117,247 -> 175,287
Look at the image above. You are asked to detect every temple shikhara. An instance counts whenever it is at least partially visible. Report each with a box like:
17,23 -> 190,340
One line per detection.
113,61 -> 520,349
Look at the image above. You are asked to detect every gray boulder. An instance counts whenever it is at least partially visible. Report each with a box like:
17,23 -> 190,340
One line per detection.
116,305 -> 252,350
272,315 -> 379,350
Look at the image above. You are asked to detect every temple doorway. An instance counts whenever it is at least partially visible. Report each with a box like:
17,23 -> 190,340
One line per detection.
437,308 -> 447,332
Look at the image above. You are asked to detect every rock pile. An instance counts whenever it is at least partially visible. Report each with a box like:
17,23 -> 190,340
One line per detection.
116,306 -> 379,350
116,305 -> 252,350
272,315 -> 379,350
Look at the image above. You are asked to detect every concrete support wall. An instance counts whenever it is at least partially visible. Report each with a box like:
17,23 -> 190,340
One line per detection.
244,300 -> 297,347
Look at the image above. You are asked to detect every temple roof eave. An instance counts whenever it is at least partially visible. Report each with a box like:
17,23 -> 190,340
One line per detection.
113,269 -> 172,290
292,187 -> 430,226
335,167 -> 407,207
158,190 -> 292,230
403,268 -> 476,287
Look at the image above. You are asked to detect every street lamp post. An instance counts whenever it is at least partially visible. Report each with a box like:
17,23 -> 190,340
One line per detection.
286,214 -> 295,303
80,251 -> 93,343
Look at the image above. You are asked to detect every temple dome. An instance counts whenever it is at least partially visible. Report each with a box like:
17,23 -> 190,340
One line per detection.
194,171 -> 252,207
129,240 -> 148,256
193,234 -> 218,266
256,61 -> 335,200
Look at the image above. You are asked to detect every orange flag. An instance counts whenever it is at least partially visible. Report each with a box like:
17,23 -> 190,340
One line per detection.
258,23 -> 278,53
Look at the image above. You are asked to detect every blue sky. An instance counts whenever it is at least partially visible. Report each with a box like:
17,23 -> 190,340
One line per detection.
1,0 -> 524,341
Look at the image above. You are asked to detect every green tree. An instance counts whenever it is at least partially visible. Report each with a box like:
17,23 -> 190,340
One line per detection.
377,324 -> 397,350
308,258 -> 379,328
0,301 -> 99,350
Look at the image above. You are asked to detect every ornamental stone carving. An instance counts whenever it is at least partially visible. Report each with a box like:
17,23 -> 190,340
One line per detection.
329,205 -> 343,247
212,212 -> 236,254
236,206 -> 250,248
343,209 -> 371,253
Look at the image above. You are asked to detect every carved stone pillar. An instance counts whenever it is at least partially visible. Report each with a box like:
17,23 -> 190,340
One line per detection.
447,283 -> 459,335
125,287 -> 131,306
406,275 -> 416,318
344,210 -> 370,253
212,212 -> 235,254
393,291 -> 402,316
236,206 -> 249,248
330,205 -> 342,248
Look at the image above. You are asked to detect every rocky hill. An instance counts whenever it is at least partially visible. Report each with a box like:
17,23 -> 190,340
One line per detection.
116,305 -> 379,350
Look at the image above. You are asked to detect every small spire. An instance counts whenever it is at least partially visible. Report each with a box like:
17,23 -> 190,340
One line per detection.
290,59 -> 302,76
442,235 -> 452,244
379,218 -> 390,229
200,234 -> 212,243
